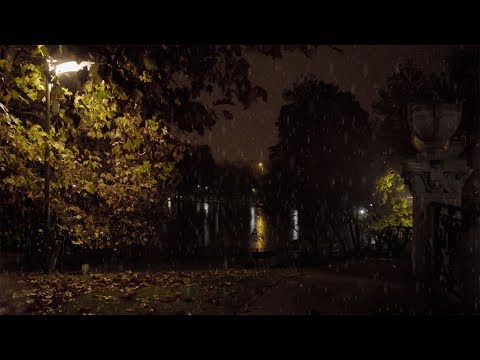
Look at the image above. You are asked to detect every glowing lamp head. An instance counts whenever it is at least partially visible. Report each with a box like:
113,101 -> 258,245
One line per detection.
53,60 -> 94,75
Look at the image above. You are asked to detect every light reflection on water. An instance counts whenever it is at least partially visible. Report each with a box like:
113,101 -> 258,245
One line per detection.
292,209 -> 299,241
166,200 -> 300,253
249,206 -> 266,251
249,206 -> 255,236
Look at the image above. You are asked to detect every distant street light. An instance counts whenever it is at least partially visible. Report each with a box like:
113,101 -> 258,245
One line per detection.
357,207 -> 367,219
258,162 -> 264,175
43,58 -> 94,265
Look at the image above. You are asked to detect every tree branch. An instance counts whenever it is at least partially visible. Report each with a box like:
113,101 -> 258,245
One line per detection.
9,108 -> 45,121
328,45 -> 344,53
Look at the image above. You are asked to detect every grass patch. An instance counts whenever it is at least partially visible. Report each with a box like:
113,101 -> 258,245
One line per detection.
1,268 -> 295,315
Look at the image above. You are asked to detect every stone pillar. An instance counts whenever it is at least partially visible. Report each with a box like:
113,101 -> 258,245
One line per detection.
403,153 -> 471,280
460,177 -> 480,310
459,47 -> 480,311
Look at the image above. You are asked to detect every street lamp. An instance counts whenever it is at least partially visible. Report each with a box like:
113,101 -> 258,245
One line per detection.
53,61 -> 93,75
43,58 -> 94,259
357,207 -> 368,220
258,162 -> 264,175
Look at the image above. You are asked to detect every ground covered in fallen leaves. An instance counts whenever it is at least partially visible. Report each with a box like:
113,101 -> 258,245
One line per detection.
2,259 -> 450,315
0,268 -> 296,315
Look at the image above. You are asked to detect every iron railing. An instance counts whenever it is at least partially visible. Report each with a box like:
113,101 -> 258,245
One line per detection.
376,225 -> 412,256
430,202 -> 463,295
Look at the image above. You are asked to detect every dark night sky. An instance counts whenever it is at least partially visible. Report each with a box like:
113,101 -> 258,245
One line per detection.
185,45 -> 455,164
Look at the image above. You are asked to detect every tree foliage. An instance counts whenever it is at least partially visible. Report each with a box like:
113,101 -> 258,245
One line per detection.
71,45 -> 266,135
0,46 -> 181,266
445,46 -> 480,166
368,169 -> 413,233
268,77 -> 373,209
58,45 -> 329,135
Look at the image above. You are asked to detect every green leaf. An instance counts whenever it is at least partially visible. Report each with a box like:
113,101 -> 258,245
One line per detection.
85,182 -> 97,194
35,45 -> 49,58
143,55 -> 156,71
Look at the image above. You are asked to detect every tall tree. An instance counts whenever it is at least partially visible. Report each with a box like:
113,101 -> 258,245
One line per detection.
268,77 -> 373,255
0,46 -> 181,271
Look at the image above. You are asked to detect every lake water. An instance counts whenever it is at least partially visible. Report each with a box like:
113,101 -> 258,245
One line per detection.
0,199 -> 301,271
160,199 -> 300,257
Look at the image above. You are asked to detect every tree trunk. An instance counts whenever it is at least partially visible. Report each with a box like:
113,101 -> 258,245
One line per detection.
330,215 -> 346,256
319,219 -> 329,258
328,224 -> 334,257
347,219 -> 358,255
47,237 -> 63,273
355,222 -> 362,252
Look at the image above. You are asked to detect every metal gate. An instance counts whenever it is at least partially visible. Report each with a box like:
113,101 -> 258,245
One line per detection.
430,202 -> 463,296
377,225 -> 412,256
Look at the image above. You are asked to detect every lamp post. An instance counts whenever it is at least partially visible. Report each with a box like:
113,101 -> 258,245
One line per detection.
258,162 -> 264,175
43,59 -> 93,270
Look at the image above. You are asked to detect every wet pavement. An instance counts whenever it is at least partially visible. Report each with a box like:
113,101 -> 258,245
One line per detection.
242,266 -> 421,315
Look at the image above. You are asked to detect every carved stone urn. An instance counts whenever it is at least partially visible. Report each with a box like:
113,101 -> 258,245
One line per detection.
409,103 -> 462,153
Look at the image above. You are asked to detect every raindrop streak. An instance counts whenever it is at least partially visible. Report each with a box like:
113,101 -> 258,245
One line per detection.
204,214 -> 210,247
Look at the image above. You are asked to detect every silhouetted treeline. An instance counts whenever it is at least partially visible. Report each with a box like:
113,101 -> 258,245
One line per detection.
176,145 -> 260,201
